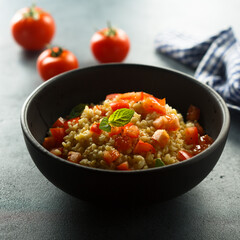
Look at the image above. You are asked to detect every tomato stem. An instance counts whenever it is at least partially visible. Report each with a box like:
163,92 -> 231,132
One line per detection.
24,4 -> 39,20
104,22 -> 116,37
50,47 -> 63,57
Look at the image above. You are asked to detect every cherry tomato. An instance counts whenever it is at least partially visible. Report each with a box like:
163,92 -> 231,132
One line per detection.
11,5 -> 55,50
90,23 -> 130,63
37,46 -> 79,81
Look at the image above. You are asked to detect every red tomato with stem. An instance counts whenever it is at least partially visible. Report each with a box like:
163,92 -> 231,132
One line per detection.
90,23 -> 130,63
37,46 -> 79,81
11,5 -> 55,50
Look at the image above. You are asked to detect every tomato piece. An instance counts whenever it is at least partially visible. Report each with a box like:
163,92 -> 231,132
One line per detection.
52,117 -> 65,128
187,105 -> 200,121
153,114 -> 180,131
123,124 -> 139,138
177,150 -> 193,161
185,127 -> 199,145
103,149 -> 120,164
117,161 -> 129,170
67,151 -> 82,163
37,46 -> 79,81
11,5 -> 55,50
109,126 -> 123,137
43,136 -> 57,150
106,93 -> 120,100
90,24 -> 130,63
50,147 -> 63,157
195,122 -> 204,136
63,117 -> 80,130
133,140 -> 155,155
90,123 -> 102,135
152,129 -> 170,148
192,135 -> 213,155
142,95 -> 166,115
114,135 -> 133,153
50,128 -> 66,144
119,92 -> 144,102
153,115 -> 168,129
110,100 -> 129,111
199,135 -> 214,145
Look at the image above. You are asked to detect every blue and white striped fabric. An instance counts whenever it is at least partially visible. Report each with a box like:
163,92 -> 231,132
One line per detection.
155,27 -> 240,110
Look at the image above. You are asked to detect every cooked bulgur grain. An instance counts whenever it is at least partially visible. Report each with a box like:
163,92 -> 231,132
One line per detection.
43,92 -> 213,170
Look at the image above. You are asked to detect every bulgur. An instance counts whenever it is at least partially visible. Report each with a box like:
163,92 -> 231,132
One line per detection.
43,92 -> 213,170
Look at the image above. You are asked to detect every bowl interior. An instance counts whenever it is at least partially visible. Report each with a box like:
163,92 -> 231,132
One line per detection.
24,64 -> 226,148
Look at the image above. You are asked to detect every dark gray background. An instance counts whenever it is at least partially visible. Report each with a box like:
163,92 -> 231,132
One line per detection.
1,0 -> 239,239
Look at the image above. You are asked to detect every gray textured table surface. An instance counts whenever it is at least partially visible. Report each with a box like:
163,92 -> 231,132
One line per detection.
1,0 -> 240,239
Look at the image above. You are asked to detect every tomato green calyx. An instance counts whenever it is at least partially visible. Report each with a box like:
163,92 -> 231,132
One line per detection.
24,4 -> 39,20
50,47 -> 63,57
103,22 -> 116,37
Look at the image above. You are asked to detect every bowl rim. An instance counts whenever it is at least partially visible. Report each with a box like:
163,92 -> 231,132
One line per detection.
20,63 -> 230,175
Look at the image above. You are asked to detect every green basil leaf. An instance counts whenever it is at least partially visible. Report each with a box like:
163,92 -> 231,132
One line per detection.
155,158 -> 165,167
99,117 -> 111,132
108,108 -> 134,127
68,103 -> 86,119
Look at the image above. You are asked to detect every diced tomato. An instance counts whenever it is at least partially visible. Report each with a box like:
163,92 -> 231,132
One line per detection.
52,117 -> 65,128
117,161 -> 129,170
187,105 -> 200,121
109,126 -> 123,137
119,92 -> 144,102
67,151 -> 82,163
153,114 -> 180,131
133,140 -> 155,155
153,115 -> 168,129
177,150 -> 193,161
114,135 -> 133,153
142,94 -> 166,115
90,122 -> 102,135
110,100 -> 129,111
103,149 -> 120,164
199,135 -> 214,145
63,117 -> 80,130
152,129 -> 170,148
192,135 -> 213,155
43,136 -> 57,150
50,127 -> 66,144
143,92 -> 165,103
167,114 -> 180,131
106,93 -> 120,100
123,124 -> 139,138
50,147 -> 63,157
185,126 -> 199,145
195,122 -> 204,136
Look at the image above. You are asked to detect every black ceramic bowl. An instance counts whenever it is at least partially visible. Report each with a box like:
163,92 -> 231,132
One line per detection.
21,64 -> 230,203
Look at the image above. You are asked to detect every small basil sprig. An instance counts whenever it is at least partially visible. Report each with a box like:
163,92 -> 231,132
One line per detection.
155,158 -> 165,167
99,108 -> 134,132
68,103 -> 86,119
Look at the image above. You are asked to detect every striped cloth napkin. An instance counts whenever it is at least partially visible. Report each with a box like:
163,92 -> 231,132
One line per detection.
155,27 -> 240,110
